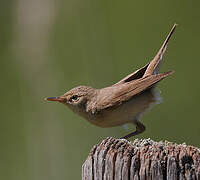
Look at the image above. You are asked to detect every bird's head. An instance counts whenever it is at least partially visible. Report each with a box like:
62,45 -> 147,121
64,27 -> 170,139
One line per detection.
45,86 -> 96,112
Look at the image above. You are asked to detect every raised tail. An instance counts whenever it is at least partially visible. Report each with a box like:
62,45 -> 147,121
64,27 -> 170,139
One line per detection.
143,24 -> 177,77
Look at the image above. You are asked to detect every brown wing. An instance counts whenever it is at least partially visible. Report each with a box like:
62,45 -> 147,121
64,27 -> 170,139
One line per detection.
115,24 -> 177,86
144,24 -> 177,76
114,63 -> 149,85
96,71 -> 173,111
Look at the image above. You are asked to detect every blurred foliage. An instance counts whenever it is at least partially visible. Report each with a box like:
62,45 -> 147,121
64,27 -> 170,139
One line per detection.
0,0 -> 199,179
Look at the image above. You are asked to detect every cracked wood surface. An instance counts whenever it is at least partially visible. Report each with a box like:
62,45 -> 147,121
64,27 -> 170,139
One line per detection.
82,137 -> 200,180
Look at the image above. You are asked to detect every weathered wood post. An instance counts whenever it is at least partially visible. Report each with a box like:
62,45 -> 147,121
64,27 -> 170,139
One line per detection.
82,137 -> 200,180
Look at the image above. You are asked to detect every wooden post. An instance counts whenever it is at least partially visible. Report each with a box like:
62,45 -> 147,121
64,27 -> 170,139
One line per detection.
82,137 -> 200,180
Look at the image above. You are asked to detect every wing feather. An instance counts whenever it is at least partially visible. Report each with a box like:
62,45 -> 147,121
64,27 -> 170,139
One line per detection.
96,71 -> 173,111
114,63 -> 149,85
114,24 -> 177,85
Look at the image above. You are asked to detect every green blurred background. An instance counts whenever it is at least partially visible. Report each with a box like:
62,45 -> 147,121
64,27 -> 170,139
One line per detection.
0,0 -> 199,179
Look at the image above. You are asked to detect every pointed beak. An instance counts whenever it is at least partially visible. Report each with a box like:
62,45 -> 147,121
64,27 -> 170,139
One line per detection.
44,96 -> 65,102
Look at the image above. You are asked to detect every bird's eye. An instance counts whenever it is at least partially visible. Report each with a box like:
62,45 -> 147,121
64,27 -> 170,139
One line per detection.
71,95 -> 79,102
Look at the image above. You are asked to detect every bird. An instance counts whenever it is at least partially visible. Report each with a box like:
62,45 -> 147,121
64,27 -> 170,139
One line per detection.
45,24 -> 177,139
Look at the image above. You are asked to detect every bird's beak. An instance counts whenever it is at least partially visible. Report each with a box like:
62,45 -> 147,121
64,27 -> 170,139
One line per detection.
45,96 -> 65,102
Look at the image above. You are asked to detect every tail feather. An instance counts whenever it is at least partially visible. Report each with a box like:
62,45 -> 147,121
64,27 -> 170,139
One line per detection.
143,24 -> 177,77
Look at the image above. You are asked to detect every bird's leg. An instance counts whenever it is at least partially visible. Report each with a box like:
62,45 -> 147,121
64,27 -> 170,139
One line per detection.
120,121 -> 146,139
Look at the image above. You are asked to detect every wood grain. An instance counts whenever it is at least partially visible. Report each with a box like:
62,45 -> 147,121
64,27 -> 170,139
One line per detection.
82,137 -> 200,180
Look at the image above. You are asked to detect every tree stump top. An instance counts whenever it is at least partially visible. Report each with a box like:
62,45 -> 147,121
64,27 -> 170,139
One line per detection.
82,137 -> 200,180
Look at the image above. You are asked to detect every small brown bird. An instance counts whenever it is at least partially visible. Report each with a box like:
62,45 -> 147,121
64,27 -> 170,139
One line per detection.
45,24 -> 177,139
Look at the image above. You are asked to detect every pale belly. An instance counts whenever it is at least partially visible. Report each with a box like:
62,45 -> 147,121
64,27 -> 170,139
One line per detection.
87,89 -> 160,128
